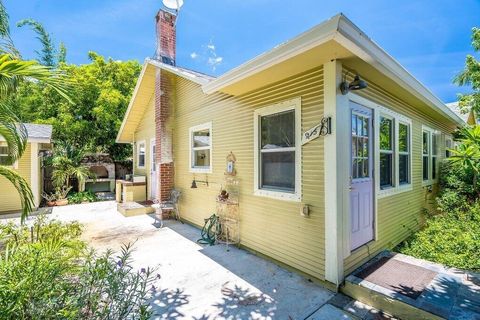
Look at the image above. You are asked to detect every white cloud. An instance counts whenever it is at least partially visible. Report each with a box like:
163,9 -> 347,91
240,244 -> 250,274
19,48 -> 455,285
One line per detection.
191,38 -> 224,72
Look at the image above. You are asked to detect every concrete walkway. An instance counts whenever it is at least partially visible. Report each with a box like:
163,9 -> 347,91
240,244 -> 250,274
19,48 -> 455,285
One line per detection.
40,201 -> 336,319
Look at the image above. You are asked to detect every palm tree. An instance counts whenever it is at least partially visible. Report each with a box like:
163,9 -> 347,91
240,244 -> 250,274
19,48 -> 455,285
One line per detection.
0,1 -> 71,222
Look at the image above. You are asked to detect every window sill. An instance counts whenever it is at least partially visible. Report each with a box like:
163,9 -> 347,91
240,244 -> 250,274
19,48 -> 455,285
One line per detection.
253,189 -> 301,202
377,184 -> 413,199
189,167 -> 212,174
137,165 -> 145,169
422,180 -> 437,187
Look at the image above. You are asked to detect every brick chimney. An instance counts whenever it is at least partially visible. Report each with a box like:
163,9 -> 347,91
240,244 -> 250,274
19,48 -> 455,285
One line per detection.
154,9 -> 176,202
155,9 -> 176,66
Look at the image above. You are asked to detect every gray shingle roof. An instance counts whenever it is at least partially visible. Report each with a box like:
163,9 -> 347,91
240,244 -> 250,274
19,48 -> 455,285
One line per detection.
446,102 -> 469,124
23,123 -> 53,141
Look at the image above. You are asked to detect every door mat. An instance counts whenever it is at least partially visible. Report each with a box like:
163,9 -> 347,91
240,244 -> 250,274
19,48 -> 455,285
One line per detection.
356,256 -> 437,300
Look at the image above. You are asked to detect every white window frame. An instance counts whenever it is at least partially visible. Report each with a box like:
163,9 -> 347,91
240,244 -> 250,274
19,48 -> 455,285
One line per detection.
445,134 -> 453,158
253,97 -> 302,202
377,106 -> 413,198
136,140 -> 146,169
422,125 -> 439,186
0,143 -> 18,169
398,121 -> 411,186
379,114 -> 395,190
189,122 -> 212,173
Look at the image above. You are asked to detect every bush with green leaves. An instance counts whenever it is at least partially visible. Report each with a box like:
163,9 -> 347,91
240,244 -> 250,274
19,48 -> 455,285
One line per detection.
398,160 -> 480,271
67,190 -> 99,204
0,217 -> 155,319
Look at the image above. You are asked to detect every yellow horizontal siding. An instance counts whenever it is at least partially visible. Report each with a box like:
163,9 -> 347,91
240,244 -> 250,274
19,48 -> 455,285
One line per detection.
343,71 -> 457,274
0,144 -> 32,213
133,95 -> 156,198
174,67 -> 326,280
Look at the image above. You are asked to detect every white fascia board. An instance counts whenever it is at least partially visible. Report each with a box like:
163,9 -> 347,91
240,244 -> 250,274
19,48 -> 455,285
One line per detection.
146,58 -> 211,86
0,136 -> 51,143
334,16 -> 465,127
116,60 -> 150,144
201,14 -> 342,95
201,13 -> 463,126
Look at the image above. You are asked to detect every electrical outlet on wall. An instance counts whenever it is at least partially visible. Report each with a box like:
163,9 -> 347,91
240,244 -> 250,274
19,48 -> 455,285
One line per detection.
301,204 -> 310,217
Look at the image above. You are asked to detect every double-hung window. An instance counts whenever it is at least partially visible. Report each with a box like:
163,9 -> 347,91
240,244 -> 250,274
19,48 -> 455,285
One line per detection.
189,122 -> 212,173
398,122 -> 410,185
422,126 -> 439,184
445,136 -> 453,158
377,108 -> 412,196
422,131 -> 429,181
137,141 -> 146,169
254,98 -> 301,201
432,133 -> 439,180
379,116 -> 394,189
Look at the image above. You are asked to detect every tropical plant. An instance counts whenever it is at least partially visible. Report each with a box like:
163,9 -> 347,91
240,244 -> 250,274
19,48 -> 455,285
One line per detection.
42,186 -> 72,203
0,1 -> 71,222
48,142 -> 94,191
448,126 -> 480,190
454,26 -> 480,118
67,190 -> 98,204
17,19 -> 56,66
0,217 -> 155,319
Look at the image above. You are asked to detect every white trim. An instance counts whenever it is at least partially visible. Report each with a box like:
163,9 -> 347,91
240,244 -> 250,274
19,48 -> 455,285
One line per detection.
201,14 -> 464,126
116,62 -> 149,143
146,58 -> 211,86
348,94 -> 413,199
30,142 -> 39,208
189,122 -> 213,174
116,59 -> 212,144
324,60 -> 347,285
136,140 -> 146,169
253,97 -> 302,202
150,138 -> 157,200
422,125 -> 440,186
0,136 -> 50,143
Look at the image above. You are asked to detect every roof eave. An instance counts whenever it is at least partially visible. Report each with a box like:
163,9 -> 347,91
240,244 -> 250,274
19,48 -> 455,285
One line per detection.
116,60 -> 150,144
201,14 -> 464,127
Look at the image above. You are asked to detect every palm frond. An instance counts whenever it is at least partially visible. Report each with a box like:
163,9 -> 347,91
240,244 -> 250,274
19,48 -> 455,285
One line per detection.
0,1 -> 18,57
0,165 -> 34,223
17,19 -> 55,67
0,102 -> 27,163
0,54 -> 72,102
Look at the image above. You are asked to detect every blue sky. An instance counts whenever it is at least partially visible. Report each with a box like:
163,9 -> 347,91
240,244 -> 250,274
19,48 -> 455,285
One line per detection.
5,0 -> 480,102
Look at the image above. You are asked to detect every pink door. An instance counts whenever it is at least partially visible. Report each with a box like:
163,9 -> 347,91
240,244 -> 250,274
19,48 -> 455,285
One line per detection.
350,102 -> 374,250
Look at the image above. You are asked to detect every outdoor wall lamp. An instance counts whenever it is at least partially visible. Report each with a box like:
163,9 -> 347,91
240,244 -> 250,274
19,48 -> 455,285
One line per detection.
340,74 -> 368,95
191,177 -> 209,188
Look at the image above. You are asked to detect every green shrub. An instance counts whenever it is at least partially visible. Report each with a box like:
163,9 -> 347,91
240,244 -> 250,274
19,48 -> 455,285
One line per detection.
67,190 -> 99,204
399,203 -> 480,271
398,160 -> 480,271
0,218 -> 155,319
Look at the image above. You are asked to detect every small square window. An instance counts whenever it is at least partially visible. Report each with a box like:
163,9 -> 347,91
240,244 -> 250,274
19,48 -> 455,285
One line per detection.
190,122 -> 212,172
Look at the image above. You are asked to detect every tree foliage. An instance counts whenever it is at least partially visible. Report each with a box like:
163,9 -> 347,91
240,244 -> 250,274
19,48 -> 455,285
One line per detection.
454,27 -> 480,116
17,19 -> 57,66
0,0 -> 71,222
14,52 -> 140,160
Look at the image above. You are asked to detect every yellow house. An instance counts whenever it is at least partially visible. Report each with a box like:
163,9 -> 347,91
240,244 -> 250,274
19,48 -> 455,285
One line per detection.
116,10 -> 464,288
0,124 -> 52,214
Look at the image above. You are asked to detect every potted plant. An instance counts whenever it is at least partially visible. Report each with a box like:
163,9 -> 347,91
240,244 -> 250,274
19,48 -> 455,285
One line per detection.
42,186 -> 72,207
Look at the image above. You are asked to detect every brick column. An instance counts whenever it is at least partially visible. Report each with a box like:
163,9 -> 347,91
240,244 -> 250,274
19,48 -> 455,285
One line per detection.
155,69 -> 174,201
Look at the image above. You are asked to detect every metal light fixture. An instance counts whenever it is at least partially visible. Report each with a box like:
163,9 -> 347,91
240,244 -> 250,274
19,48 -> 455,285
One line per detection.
340,74 -> 368,95
191,179 -> 197,188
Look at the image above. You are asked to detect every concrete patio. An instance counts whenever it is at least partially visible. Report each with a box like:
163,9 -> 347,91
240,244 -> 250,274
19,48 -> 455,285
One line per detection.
43,201 -> 338,319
